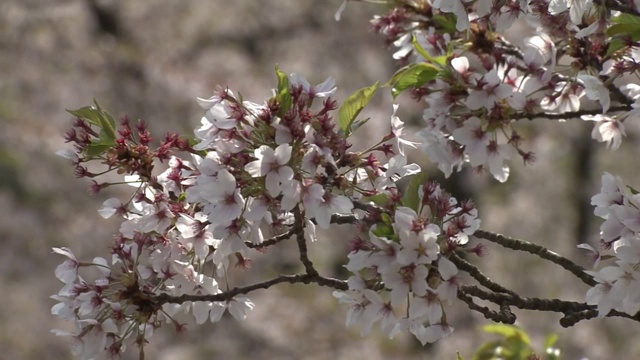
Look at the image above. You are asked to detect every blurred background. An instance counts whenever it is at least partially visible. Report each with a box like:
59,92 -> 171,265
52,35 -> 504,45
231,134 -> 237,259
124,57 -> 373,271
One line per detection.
2,0 -> 639,359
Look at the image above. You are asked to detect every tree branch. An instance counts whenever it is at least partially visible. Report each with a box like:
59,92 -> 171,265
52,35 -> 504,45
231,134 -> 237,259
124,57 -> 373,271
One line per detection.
457,289 -> 517,324
514,105 -> 633,121
154,273 -> 348,306
474,230 -> 597,287
450,252 -> 517,296
293,207 -> 319,276
247,227 -> 295,249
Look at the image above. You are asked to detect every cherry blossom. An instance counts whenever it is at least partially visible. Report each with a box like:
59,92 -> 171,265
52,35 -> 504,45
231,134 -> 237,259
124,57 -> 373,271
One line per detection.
245,144 -> 294,197
581,115 -> 626,149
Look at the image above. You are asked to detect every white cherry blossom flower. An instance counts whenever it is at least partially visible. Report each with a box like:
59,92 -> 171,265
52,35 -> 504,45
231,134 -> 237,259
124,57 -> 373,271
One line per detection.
289,73 -> 336,98
382,263 -> 430,306
466,70 -> 514,110
451,117 -> 489,167
176,213 -> 218,260
591,172 -> 626,218
581,115 -> 625,149
436,257 -> 459,304
53,247 -> 79,284
433,0 -> 471,31
396,228 -> 440,266
203,169 -> 245,226
210,295 -> 255,322
578,74 -> 610,113
409,291 -> 443,325
245,144 -> 294,197
390,104 -> 419,156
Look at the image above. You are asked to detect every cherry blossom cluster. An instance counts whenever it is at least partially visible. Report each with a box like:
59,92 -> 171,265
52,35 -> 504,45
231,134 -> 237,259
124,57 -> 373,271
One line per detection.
366,0 -> 639,181
51,1 -> 640,358
52,70 -> 477,358
334,181 -> 481,344
582,173 -> 640,317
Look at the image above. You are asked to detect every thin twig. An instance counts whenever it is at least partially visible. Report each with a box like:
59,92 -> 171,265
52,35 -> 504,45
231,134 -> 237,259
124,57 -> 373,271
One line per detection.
474,229 -> 597,287
293,207 -> 318,276
450,252 -> 517,296
457,290 -> 516,324
246,227 -> 295,249
154,273 -> 348,306
514,105 -> 632,121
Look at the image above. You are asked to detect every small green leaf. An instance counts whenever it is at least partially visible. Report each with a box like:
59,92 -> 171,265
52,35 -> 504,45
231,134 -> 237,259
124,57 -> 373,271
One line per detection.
68,106 -> 103,127
472,340 -> 504,360
607,23 -> 638,37
612,13 -> 640,27
363,193 -> 390,207
402,172 -> 428,212
371,223 -> 394,238
93,100 -> 117,140
381,213 -> 393,225
349,117 -> 370,133
628,185 -> 640,195
388,63 -> 439,98
605,37 -> 628,58
85,142 -> 114,159
412,35 -> 447,67
338,82 -> 379,137
432,14 -> 457,34
606,13 -> 640,58
275,65 -> 292,117
544,333 -> 559,349
456,352 -> 465,360
67,103 -> 117,140
483,324 -> 531,345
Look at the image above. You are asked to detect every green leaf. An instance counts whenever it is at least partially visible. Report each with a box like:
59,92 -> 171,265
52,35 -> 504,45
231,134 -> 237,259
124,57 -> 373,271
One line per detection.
67,103 -> 117,140
362,193 -> 390,207
606,14 -> 640,58
84,130 -> 116,159
456,352 -> 465,360
381,213 -> 393,225
412,35 -> 447,67
371,223 -> 394,238
275,65 -> 292,117
388,63 -> 439,99
612,13 -> 640,27
483,324 -> 531,346
68,106 -> 103,127
608,23 -> 638,37
605,37 -> 628,58
433,14 -> 457,34
544,333 -> 559,349
338,82 -> 379,137
472,340 -> 504,360
402,172 -> 428,212
93,100 -> 117,140
349,117 -> 370,133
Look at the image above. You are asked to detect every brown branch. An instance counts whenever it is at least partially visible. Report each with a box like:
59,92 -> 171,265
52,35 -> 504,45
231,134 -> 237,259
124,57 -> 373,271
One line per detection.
459,284 -> 640,327
450,252 -> 517,296
474,229 -> 597,287
457,290 -> 516,324
293,207 -> 318,276
514,105 -> 633,121
595,0 -> 640,17
246,227 -> 295,249
154,273 -> 348,306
